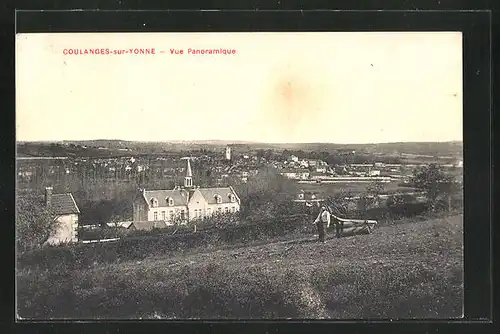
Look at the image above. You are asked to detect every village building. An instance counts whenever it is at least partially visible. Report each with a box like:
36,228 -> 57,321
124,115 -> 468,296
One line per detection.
279,168 -> 310,180
309,171 -> 327,180
315,165 -> 327,173
132,158 -> 241,228
43,187 -> 80,245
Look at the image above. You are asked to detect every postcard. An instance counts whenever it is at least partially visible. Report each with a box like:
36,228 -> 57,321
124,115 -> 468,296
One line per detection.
16,31 -> 463,320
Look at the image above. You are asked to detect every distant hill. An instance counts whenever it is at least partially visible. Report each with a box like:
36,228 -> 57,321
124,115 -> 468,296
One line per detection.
16,140 -> 463,158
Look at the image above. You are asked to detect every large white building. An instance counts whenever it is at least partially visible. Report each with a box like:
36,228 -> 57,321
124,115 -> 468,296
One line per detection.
133,158 -> 240,225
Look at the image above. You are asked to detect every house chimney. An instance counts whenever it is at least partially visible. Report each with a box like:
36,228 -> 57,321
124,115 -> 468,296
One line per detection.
45,187 -> 53,207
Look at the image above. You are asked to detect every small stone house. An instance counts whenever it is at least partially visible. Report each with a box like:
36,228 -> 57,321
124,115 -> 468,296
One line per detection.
44,187 -> 80,245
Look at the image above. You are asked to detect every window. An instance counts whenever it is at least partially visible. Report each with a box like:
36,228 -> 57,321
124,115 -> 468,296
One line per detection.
180,210 -> 185,220
162,211 -> 166,221
207,208 -> 212,215
224,207 -> 229,213
150,198 -> 158,208
217,207 -> 222,213
215,195 -> 222,204
229,194 -> 235,202
231,207 -> 236,213
167,197 -> 174,206
169,210 -> 174,220
154,212 -> 158,221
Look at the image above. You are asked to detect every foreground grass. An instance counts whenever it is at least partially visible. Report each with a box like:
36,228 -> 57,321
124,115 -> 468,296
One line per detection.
17,214 -> 463,319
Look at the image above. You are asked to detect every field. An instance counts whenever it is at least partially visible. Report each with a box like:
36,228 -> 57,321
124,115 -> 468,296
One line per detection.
17,213 -> 463,320
296,181 -> 417,196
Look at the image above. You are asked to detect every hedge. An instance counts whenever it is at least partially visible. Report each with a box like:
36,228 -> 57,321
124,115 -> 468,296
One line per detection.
18,198 -> 461,271
18,214 -> 312,271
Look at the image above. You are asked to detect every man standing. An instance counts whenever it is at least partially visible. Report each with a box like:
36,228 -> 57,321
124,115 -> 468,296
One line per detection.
324,205 -> 344,238
314,206 -> 330,243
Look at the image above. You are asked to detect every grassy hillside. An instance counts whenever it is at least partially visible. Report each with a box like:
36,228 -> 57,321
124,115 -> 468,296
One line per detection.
17,214 -> 463,320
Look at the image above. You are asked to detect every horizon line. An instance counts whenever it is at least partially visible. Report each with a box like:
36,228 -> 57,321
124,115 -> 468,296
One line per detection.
16,139 -> 464,145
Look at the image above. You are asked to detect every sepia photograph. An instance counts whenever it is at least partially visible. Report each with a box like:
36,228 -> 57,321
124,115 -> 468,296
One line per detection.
15,31 -> 463,320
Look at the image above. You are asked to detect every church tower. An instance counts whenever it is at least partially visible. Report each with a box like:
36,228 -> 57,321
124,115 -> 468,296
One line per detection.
184,158 -> 193,188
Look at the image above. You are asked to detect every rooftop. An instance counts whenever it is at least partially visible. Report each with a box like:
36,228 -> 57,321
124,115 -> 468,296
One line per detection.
50,193 -> 80,215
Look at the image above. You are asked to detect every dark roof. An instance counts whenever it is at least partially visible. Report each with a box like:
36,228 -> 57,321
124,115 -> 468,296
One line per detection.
50,193 -> 80,215
144,189 -> 190,207
142,187 -> 240,206
197,187 -> 239,204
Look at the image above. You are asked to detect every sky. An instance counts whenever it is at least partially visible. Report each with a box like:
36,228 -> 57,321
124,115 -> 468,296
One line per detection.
16,32 -> 463,144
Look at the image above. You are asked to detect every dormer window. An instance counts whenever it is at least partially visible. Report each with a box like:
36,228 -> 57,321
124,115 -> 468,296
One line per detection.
150,198 -> 158,208
166,197 -> 174,207
215,195 -> 222,204
298,193 -> 304,200
228,194 -> 236,203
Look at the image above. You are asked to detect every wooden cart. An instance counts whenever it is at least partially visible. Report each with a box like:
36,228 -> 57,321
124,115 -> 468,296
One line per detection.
330,214 -> 378,236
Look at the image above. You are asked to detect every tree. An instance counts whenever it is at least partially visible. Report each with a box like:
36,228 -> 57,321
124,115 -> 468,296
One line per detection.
411,164 -> 457,211
237,166 -> 298,220
16,195 -> 60,252
367,180 -> 385,199
325,190 -> 354,217
325,154 -> 343,166
351,179 -> 386,216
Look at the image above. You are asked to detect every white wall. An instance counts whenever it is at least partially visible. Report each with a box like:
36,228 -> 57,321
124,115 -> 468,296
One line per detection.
45,214 -> 78,245
207,202 -> 240,215
148,205 -> 187,222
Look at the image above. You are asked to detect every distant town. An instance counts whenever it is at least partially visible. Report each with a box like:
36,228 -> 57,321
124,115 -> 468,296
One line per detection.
16,140 -> 463,244
17,140 -> 463,190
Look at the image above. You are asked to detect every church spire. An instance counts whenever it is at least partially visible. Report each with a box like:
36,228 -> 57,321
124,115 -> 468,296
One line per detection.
184,158 -> 193,188
186,158 -> 192,177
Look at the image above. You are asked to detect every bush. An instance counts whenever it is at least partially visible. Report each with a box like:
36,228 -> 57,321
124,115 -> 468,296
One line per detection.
18,214 -> 310,271
78,227 -> 129,240
236,166 -> 298,219
16,195 -> 60,252
411,164 -> 460,211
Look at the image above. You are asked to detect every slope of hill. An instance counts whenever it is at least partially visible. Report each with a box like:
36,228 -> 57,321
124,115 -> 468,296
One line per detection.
17,214 -> 463,319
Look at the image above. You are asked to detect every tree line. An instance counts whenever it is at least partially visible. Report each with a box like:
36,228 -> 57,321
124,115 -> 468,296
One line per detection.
16,163 -> 461,252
